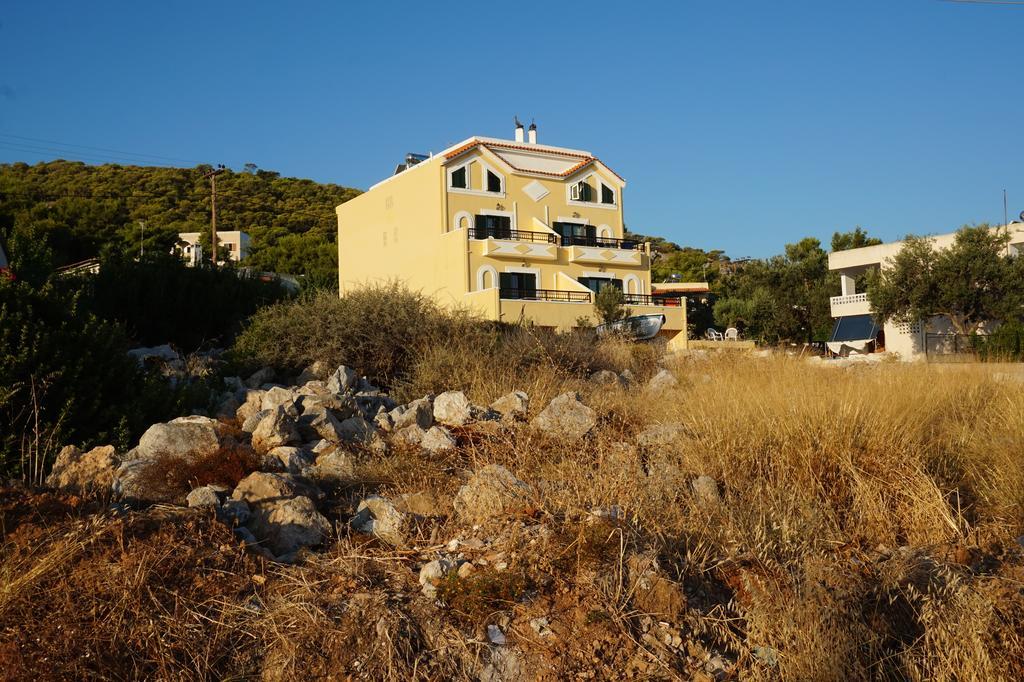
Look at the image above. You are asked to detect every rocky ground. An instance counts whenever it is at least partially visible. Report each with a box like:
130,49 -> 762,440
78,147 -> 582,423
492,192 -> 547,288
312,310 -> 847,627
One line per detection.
4,356 -> 1024,680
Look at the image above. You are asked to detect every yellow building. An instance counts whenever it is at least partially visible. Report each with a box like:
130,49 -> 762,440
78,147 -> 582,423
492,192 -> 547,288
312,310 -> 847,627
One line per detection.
336,123 -> 687,349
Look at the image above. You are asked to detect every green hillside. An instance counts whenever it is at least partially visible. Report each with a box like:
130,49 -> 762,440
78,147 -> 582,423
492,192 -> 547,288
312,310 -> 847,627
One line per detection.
0,160 -> 361,282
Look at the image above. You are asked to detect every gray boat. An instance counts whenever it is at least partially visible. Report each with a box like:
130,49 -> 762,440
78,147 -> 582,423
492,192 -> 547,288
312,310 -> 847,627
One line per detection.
595,314 -> 666,341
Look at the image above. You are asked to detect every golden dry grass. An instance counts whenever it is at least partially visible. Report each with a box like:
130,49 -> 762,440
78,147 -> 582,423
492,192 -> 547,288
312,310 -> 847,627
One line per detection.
2,351 -> 1023,680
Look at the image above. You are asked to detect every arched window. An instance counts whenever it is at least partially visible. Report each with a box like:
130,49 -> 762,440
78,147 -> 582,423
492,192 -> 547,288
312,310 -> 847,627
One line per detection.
476,265 -> 498,291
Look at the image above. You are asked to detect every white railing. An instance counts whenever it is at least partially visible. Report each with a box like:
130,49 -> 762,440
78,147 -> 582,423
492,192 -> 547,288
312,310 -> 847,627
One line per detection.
830,293 -> 868,306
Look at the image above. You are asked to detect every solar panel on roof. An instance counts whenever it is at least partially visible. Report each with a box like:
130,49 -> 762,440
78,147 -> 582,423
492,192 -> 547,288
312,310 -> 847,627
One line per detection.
829,314 -> 879,342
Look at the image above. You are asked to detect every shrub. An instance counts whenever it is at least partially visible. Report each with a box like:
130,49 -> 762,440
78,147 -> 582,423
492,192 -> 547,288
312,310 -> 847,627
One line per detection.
129,445 -> 262,503
231,282 -> 489,387
76,252 -> 289,352
593,285 -> 630,325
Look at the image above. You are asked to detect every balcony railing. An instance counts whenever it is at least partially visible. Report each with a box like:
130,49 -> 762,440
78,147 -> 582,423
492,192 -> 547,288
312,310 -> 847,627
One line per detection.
560,235 -> 642,250
500,288 -> 592,303
468,228 -> 558,244
623,294 -> 685,307
829,293 -> 868,307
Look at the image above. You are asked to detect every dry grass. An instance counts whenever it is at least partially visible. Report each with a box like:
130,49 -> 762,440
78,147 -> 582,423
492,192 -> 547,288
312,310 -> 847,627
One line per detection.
3,352 -> 1024,680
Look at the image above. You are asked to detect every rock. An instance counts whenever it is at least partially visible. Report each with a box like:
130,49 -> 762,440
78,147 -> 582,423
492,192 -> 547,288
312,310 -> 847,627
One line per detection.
245,367 -> 275,389
241,408 -> 270,433
219,499 -> 251,526
186,485 -> 222,508
589,369 -> 622,386
265,446 -> 312,474
127,343 -> 181,366
296,360 -> 329,385
254,495 -> 332,557
391,397 -> 434,430
261,386 -> 298,413
647,369 -> 679,392
231,471 -> 300,505
250,405 -> 300,453
338,415 -> 376,443
531,392 -> 597,441
350,495 -> 408,546
235,390 -> 265,425
421,425 -> 456,453
481,647 -> 525,682
394,424 -> 426,446
619,369 -> 636,386
297,404 -> 345,443
306,449 -> 355,482
433,390 -> 473,427
373,410 -> 394,432
419,556 -> 457,598
326,365 -> 358,395
489,391 -> 529,421
636,423 -> 690,449
529,617 -> 553,637
487,624 -> 507,646
234,526 -> 274,559
691,475 -> 720,505
46,445 -> 119,494
137,416 -> 222,461
216,394 -> 242,420
453,464 -> 535,523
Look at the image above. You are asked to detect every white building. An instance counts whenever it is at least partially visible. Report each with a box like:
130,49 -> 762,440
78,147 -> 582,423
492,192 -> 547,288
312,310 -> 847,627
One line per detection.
177,231 -> 251,266
828,224 -> 1024,358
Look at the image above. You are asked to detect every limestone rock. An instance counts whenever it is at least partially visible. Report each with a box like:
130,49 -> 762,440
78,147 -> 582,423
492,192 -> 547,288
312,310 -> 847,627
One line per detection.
265,446 -> 312,474
251,405 -> 300,453
489,391 -> 529,421
326,365 -> 358,395
394,491 -> 445,516
241,408 -> 270,434
306,449 -> 355,482
137,415 -> 221,461
231,471 -> 300,505
419,556 -> 458,598
46,445 -> 119,494
531,392 -> 597,441
297,403 -> 345,443
421,425 -> 456,453
261,386 -> 298,414
296,360 -> 329,385
691,475 -> 720,505
255,495 -> 332,557
338,415 -> 376,443
391,397 -> 434,430
219,499 -> 251,526
589,369 -> 623,386
433,390 -> 472,427
245,367 -> 275,389
186,485 -> 222,508
350,495 -> 408,546
453,464 -> 535,523
394,424 -> 427,446
647,369 -> 679,392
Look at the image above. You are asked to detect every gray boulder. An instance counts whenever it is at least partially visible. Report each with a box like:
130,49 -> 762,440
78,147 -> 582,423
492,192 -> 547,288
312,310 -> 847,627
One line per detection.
589,369 -> 623,386
297,403 -> 345,443
531,392 -> 596,441
231,471 -> 301,505
691,475 -> 721,505
264,446 -> 312,474
453,464 -> 535,523
46,445 -> 119,494
420,425 -> 456,453
489,391 -> 529,421
245,367 -> 275,389
306,448 -> 355,482
419,556 -> 458,598
220,499 -> 251,526
326,365 -> 358,395
647,369 -> 679,392
241,408 -> 270,433
433,390 -> 473,427
261,386 -> 298,414
636,423 -> 690,449
250,495 -> 332,557
186,485 -> 223,508
391,397 -> 434,430
137,415 -> 222,461
338,415 -> 376,443
350,495 -> 408,547
250,405 -> 300,453
296,360 -> 330,385
394,424 -> 426,446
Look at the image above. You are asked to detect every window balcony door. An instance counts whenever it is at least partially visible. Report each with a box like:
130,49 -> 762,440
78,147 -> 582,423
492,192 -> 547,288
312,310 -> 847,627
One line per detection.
499,272 -> 537,299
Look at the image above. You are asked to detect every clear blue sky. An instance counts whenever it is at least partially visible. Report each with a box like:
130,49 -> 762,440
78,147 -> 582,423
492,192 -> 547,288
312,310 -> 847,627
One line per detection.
1,1 -> 1022,257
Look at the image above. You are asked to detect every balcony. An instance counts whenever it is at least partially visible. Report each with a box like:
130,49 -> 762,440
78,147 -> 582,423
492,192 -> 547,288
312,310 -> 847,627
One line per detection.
558,235 -> 642,250
830,292 -> 871,317
624,293 -> 684,307
500,288 -> 592,303
469,227 -> 559,261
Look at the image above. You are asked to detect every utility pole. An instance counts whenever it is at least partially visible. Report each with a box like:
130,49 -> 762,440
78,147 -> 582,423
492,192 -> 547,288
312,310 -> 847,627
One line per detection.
203,165 -> 226,265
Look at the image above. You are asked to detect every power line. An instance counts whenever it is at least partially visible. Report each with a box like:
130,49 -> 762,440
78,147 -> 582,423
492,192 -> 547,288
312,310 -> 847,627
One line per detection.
0,133 -> 202,165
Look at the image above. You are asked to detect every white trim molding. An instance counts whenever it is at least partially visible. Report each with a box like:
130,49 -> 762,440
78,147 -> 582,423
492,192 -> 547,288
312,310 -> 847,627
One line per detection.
565,170 -> 619,210
596,224 -> 612,238
623,274 -> 642,295
452,210 -> 473,231
476,264 -> 499,291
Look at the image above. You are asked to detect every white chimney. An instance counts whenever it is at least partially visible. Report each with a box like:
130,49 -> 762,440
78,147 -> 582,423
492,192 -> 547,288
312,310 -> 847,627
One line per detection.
527,121 -> 537,144
514,116 -> 524,143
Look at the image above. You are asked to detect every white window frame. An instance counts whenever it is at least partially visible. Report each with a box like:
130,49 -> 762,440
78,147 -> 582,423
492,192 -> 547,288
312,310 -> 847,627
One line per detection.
447,161 -> 472,191
566,171 -> 618,210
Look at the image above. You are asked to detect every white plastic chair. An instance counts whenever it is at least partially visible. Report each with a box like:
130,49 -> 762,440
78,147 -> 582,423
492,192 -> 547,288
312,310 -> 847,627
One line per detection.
706,328 -> 724,341
724,327 -> 739,341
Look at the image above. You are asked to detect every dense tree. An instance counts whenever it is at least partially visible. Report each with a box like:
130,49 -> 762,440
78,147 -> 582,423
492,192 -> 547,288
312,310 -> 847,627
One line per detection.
867,225 -> 1023,336
0,160 -> 360,284
831,226 -> 882,252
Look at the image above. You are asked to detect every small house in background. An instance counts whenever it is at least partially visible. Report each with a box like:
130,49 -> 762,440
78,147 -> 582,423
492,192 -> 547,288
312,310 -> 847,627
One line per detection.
828,223 -> 1024,358
177,230 -> 251,266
